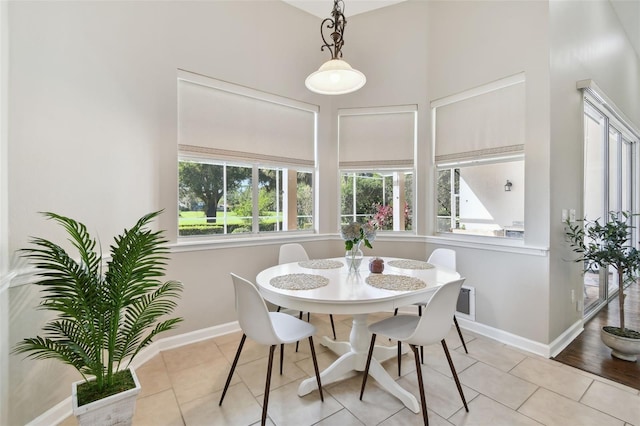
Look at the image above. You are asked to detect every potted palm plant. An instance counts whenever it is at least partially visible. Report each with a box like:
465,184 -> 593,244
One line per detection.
565,211 -> 640,361
13,210 -> 183,424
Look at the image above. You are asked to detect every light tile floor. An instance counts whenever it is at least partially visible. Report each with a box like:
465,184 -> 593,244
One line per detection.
60,313 -> 640,426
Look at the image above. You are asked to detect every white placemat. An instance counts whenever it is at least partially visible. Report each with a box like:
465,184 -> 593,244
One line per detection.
365,274 -> 426,291
387,259 -> 434,270
298,259 -> 344,269
270,273 -> 329,290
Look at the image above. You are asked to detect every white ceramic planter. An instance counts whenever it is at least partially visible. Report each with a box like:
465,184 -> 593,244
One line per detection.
72,368 -> 141,426
600,327 -> 640,362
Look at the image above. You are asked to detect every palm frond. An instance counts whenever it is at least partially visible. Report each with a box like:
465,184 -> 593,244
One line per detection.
113,280 -> 184,364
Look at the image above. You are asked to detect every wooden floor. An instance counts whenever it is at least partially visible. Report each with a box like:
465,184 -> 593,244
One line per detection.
553,282 -> 640,390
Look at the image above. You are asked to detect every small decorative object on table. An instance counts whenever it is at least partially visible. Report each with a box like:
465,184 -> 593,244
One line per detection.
369,257 -> 384,273
341,221 -> 376,272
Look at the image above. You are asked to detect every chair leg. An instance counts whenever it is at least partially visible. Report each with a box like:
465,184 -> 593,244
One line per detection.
219,334 -> 246,406
307,312 -> 310,322
397,341 -> 402,376
411,344 -> 429,426
277,306 -> 282,312
418,305 -> 424,364
295,312 -> 303,353
359,333 -> 377,400
261,345 -> 276,426
280,343 -> 284,375
393,308 -> 398,316
329,314 -> 337,340
441,339 -> 468,412
453,316 -> 468,354
308,336 -> 324,401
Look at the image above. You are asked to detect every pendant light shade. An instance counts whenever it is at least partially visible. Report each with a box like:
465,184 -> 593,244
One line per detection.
305,0 -> 365,95
305,59 -> 366,95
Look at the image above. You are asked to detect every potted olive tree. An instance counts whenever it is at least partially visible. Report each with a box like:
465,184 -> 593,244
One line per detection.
13,211 -> 183,424
565,211 -> 640,361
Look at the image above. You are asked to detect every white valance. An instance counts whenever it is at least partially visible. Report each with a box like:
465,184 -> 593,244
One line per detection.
178,71 -> 317,167
433,74 -> 525,164
338,105 -> 416,169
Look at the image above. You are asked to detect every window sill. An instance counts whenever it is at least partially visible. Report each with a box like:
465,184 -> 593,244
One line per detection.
426,233 -> 548,256
171,231 -> 323,253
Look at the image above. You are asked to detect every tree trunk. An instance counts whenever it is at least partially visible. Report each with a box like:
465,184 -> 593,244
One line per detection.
618,268 -> 626,331
205,197 -> 219,223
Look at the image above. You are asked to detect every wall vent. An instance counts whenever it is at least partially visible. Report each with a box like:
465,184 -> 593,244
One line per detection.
456,285 -> 476,321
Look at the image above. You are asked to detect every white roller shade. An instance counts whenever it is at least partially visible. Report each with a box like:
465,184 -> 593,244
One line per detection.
339,106 -> 416,168
178,71 -> 317,167
434,75 -> 525,164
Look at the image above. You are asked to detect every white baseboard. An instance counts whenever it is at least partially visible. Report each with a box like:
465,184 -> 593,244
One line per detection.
27,321 -> 241,426
548,319 -> 584,358
456,317 -> 553,358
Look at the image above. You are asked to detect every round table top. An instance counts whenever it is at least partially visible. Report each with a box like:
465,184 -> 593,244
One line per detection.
255,256 -> 460,315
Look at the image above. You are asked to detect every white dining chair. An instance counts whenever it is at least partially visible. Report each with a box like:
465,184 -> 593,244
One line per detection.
219,273 -> 324,426
278,243 -> 337,342
360,278 -> 469,426
394,248 -> 467,372
426,248 -> 468,354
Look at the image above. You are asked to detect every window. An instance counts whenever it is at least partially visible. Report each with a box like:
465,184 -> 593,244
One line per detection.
177,70 -> 317,237
436,160 -> 524,237
432,73 -> 526,239
340,170 -> 413,230
338,105 -> 417,232
178,159 -> 313,236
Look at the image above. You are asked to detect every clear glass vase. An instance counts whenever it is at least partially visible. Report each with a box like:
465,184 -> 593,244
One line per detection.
345,241 -> 364,272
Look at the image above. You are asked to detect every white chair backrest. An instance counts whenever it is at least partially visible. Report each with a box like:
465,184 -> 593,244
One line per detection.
428,248 -> 456,271
230,273 -> 281,346
278,243 -> 309,264
407,278 -> 465,347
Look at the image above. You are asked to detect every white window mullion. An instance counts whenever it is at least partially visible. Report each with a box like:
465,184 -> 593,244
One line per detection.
252,166 -> 259,233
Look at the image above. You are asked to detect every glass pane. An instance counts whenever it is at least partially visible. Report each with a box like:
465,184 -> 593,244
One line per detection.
404,172 -> 413,231
608,128 -> 620,213
297,171 -> 313,230
258,167 -> 283,232
178,160 -> 226,236
225,164 -> 253,234
436,169 -> 453,232
583,107 -> 606,314
437,161 -> 524,238
621,138 -> 632,213
340,170 -> 413,231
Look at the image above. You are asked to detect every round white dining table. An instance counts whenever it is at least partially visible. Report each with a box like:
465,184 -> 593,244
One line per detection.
255,256 -> 460,413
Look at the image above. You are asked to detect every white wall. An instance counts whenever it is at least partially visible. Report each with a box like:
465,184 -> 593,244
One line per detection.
548,0 -> 640,339
0,0 -> 10,423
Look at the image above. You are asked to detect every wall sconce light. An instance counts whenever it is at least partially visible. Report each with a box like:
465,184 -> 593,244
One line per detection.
504,180 -> 513,192
305,0 -> 366,95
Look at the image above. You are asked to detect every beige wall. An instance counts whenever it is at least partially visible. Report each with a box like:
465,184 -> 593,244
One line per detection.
2,0 -> 640,424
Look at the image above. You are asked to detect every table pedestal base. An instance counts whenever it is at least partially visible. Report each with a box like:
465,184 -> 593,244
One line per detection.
297,314 -> 420,413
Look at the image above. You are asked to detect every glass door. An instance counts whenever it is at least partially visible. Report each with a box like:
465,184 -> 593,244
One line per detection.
582,100 -> 637,320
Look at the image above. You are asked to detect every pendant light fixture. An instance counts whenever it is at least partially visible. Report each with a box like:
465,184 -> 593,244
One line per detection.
305,0 -> 366,95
